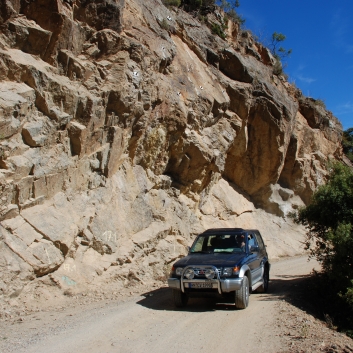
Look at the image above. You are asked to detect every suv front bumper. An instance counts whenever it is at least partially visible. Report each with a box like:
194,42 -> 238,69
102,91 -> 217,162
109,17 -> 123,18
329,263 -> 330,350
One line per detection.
168,264 -> 243,295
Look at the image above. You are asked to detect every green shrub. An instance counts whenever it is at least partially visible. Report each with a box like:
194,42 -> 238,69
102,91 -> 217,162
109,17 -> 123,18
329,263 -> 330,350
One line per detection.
343,128 -> 353,162
272,59 -> 283,76
315,98 -> 326,109
344,281 -> 353,307
187,0 -> 202,9
198,14 -> 207,23
160,18 -> 170,31
222,16 -> 228,30
219,1 -> 245,25
211,23 -> 225,39
162,0 -> 181,7
226,8 -> 245,25
296,162 -> 353,331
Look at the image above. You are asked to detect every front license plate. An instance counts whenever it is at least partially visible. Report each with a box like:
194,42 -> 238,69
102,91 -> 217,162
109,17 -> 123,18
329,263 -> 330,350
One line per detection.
189,282 -> 213,289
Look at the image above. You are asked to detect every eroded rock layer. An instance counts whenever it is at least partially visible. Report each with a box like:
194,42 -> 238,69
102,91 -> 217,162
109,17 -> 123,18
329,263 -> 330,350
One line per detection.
0,0 -> 342,307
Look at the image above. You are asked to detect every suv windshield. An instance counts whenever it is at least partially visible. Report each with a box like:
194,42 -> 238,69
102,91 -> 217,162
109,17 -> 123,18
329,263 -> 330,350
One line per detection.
190,233 -> 247,253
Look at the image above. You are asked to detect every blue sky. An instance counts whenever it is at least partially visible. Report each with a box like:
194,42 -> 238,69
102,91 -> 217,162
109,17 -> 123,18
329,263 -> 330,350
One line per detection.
235,0 -> 353,130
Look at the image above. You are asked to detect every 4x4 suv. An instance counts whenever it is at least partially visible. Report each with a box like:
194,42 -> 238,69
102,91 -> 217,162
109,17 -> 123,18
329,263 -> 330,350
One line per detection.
168,228 -> 270,309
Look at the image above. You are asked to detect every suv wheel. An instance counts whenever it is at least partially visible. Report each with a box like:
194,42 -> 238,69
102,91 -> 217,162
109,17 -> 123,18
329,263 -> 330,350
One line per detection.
173,289 -> 189,308
235,276 -> 249,309
257,266 -> 269,293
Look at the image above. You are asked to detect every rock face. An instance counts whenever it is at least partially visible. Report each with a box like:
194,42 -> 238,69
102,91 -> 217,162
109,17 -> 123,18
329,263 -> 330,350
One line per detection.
0,0 -> 343,306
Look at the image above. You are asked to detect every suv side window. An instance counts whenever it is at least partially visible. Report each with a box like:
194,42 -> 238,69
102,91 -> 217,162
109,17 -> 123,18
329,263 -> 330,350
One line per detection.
247,233 -> 257,249
254,231 -> 265,251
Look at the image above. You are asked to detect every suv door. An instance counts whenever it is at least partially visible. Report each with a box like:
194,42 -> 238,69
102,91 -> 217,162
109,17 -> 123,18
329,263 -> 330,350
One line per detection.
254,231 -> 268,278
247,232 -> 262,284
254,231 -> 267,259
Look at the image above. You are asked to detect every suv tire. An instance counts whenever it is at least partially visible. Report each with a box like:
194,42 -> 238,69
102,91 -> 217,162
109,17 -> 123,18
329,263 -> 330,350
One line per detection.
173,289 -> 188,308
235,276 -> 249,309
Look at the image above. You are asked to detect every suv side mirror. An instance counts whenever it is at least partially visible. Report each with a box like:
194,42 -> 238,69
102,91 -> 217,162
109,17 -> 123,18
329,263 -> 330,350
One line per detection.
250,245 -> 259,253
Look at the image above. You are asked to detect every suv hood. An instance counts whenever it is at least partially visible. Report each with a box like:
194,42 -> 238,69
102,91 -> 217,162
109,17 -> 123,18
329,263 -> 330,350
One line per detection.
174,252 -> 246,267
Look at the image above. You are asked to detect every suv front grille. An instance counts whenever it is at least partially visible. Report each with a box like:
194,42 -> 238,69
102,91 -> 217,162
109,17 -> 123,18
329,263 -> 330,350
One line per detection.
190,267 -> 222,278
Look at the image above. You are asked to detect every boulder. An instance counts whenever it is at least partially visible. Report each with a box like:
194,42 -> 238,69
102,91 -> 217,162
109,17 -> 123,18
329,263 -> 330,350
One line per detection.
0,81 -> 35,139
219,48 -> 255,83
74,0 -> 124,33
22,116 -> 54,147
21,201 -> 79,256
28,239 -> 64,274
1,215 -> 41,245
0,0 -> 20,25
3,155 -> 33,181
7,17 -> 52,58
67,121 -> 87,156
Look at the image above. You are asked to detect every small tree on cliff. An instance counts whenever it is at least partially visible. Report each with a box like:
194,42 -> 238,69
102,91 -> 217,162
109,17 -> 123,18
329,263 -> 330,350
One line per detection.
269,32 -> 292,76
270,32 -> 292,60
219,0 -> 245,25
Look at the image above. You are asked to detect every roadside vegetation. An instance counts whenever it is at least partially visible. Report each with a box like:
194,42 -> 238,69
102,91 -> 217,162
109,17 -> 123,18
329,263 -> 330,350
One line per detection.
295,161 -> 353,336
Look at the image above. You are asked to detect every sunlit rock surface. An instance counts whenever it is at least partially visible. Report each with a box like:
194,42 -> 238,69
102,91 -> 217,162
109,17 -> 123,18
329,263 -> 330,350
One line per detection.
0,0 -> 343,307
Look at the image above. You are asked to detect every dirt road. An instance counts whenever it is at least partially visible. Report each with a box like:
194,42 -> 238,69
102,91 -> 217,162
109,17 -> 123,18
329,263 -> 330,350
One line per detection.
2,255 -> 352,353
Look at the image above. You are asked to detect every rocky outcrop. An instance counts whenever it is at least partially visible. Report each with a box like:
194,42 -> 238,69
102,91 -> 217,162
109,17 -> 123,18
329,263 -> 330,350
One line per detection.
0,0 -> 343,307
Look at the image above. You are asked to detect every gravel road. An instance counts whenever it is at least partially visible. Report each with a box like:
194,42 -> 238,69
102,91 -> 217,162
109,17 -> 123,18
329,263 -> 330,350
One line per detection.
0,256 -> 326,353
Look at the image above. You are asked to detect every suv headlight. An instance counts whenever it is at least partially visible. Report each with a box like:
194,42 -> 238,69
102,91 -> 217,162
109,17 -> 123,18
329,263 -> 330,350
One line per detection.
205,269 -> 215,279
175,267 -> 183,276
184,268 -> 195,279
223,266 -> 240,276
223,267 -> 233,277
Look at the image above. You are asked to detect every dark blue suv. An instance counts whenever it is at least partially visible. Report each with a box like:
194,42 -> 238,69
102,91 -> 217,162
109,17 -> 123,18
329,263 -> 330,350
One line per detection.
168,228 -> 270,309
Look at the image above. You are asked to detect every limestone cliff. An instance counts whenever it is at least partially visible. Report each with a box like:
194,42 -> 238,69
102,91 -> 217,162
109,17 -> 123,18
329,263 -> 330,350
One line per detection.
0,0 -> 343,309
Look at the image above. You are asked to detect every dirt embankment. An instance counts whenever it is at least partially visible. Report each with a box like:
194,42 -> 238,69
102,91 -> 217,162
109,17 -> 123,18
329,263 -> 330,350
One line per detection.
0,256 -> 352,353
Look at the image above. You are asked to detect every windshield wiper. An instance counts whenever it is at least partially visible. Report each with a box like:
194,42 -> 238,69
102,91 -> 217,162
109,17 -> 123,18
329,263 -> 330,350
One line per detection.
190,250 -> 213,254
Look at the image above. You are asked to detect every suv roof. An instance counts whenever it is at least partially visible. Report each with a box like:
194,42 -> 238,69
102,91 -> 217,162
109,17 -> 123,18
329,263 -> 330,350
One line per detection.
201,228 -> 259,234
